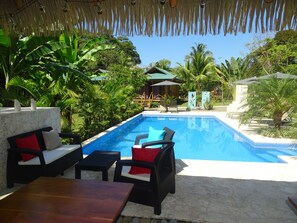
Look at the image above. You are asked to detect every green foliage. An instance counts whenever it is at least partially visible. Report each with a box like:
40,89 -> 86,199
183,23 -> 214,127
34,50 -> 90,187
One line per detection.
274,30 -> 297,45
107,64 -> 146,91
150,59 -> 172,71
0,29 -> 11,47
239,78 -> 297,129
218,57 -> 251,101
219,57 -> 251,82
257,126 -> 297,139
75,64 -> 145,140
246,30 -> 297,75
0,31 -> 143,140
0,32 -> 64,106
150,102 -> 160,108
95,35 -> 141,69
162,95 -> 175,106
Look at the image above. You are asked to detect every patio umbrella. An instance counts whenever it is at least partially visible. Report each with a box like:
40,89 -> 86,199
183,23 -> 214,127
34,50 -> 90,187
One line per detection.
151,80 -> 181,86
233,72 -> 297,85
258,72 -> 297,80
151,81 -> 181,97
233,76 -> 258,85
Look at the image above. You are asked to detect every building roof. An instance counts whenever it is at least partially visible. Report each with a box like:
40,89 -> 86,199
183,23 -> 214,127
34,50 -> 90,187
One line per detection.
145,67 -> 177,81
0,0 -> 295,37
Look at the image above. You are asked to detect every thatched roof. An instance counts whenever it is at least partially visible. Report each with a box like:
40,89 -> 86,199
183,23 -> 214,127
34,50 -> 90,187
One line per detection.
0,0 -> 296,37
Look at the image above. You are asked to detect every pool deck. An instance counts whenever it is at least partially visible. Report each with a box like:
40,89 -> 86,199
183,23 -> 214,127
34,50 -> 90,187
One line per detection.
1,110 -> 297,222
119,110 -> 297,222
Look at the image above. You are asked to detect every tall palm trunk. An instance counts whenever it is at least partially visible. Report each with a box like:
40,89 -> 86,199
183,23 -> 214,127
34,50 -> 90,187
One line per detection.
273,110 -> 283,129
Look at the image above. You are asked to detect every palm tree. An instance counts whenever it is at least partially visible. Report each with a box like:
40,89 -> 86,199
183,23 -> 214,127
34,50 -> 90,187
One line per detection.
240,78 -> 297,129
155,59 -> 172,71
176,60 -> 196,91
219,57 -> 251,83
218,57 -> 251,101
178,43 -> 216,92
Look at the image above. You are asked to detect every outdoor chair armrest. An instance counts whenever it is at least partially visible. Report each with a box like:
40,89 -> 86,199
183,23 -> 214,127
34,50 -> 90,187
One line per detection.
59,132 -> 81,144
134,134 -> 149,145
142,140 -> 173,148
117,159 -> 157,170
9,148 -> 46,165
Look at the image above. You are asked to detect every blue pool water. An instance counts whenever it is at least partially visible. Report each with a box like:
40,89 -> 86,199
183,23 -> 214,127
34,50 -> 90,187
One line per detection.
83,114 -> 297,163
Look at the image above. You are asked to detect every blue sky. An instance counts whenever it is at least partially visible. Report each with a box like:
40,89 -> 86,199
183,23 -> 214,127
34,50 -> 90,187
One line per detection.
130,32 -> 273,68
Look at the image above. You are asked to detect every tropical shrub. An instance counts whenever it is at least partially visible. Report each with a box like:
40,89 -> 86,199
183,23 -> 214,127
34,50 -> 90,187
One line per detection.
239,77 -> 297,129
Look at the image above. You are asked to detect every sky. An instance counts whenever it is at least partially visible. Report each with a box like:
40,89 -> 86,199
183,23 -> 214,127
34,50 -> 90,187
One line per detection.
129,32 -> 274,68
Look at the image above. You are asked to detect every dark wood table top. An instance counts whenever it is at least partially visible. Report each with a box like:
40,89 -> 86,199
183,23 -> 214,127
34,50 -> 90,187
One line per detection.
0,177 -> 133,223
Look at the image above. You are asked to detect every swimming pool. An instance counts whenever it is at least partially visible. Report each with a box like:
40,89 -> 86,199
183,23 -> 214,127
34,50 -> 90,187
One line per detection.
83,114 -> 297,163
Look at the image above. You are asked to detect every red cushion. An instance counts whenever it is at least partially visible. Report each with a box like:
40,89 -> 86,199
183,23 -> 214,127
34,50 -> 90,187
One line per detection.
15,134 -> 41,161
129,147 -> 161,174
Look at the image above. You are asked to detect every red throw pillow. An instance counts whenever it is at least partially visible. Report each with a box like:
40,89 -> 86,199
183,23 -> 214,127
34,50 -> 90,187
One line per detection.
129,147 -> 161,174
15,134 -> 41,161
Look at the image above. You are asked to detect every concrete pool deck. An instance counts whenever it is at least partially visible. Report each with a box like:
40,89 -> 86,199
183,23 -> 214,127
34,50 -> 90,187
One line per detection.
1,110 -> 297,222
117,111 -> 297,222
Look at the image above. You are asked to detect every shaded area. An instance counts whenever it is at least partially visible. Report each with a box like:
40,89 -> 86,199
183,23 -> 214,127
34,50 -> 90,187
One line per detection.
1,161 -> 297,223
122,175 -> 297,223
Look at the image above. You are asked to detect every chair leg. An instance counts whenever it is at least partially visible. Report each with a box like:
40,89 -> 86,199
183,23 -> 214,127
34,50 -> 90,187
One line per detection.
170,180 -> 175,194
7,180 -> 14,188
154,204 -> 161,215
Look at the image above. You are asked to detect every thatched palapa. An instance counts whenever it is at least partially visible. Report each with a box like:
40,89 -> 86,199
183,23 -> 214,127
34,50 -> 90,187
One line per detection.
0,0 -> 296,37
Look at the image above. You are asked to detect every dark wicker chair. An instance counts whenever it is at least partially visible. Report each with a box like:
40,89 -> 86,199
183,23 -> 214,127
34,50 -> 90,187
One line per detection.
113,141 -> 176,215
6,127 -> 83,188
134,127 -> 175,148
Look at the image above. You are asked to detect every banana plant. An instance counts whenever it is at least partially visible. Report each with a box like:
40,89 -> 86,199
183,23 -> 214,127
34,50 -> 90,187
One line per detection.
0,30 -> 64,105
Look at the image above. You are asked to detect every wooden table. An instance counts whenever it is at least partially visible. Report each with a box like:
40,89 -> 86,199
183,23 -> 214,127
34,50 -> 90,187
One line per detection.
0,177 -> 133,223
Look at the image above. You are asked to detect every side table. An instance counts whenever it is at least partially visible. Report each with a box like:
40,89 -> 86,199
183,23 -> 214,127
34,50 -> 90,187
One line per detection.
75,150 -> 120,181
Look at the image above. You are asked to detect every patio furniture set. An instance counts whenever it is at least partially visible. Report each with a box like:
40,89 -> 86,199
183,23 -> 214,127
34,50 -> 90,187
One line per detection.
2,126 -> 176,220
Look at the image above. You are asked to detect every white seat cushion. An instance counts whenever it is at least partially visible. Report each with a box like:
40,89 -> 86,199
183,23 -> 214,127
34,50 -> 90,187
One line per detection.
133,144 -> 160,149
18,144 -> 81,165
121,166 -> 150,182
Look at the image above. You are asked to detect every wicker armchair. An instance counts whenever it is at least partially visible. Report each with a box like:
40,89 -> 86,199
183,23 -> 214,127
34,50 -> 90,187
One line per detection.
113,141 -> 176,215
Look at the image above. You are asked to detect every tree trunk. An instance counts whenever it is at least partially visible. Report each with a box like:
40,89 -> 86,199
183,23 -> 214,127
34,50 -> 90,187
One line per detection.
273,111 -> 283,129
197,81 -> 200,91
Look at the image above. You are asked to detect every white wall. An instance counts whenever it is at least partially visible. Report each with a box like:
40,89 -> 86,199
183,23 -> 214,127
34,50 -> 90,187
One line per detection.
0,107 -> 60,191
227,85 -> 248,113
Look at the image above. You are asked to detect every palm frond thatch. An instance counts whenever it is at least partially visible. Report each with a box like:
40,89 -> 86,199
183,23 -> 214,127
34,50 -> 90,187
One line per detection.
0,0 -> 296,37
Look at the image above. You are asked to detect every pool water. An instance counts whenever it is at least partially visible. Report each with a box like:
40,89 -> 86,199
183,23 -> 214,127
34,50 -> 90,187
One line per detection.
83,115 -> 297,163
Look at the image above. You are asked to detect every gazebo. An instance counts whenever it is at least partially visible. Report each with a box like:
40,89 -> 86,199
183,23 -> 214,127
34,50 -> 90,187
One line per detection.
142,67 -> 180,98
134,66 -> 181,106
